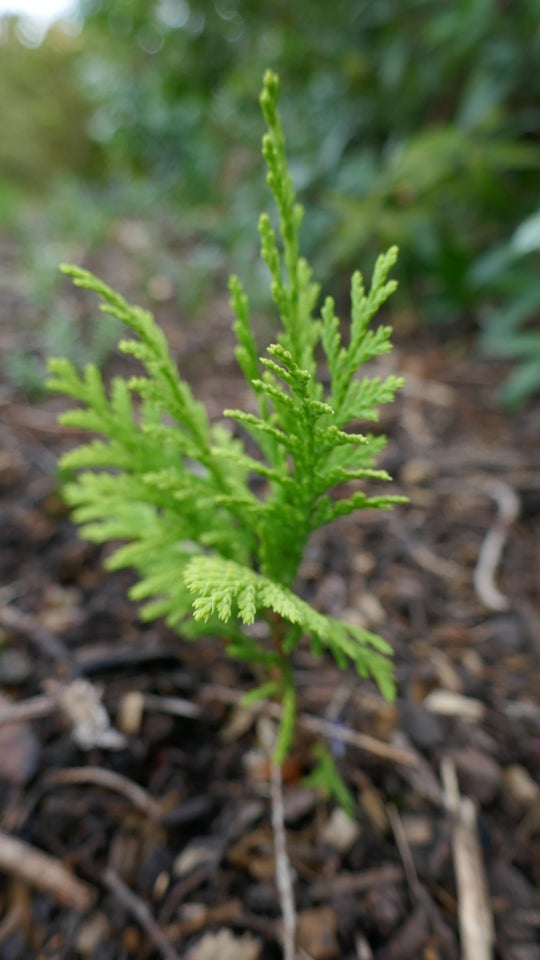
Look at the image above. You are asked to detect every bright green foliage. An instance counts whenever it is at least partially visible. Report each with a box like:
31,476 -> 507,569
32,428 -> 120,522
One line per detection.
303,743 -> 356,819
47,71 -> 405,761
472,208 -> 540,408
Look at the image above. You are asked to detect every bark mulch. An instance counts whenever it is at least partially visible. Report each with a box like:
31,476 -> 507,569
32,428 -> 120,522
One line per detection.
0,237 -> 539,959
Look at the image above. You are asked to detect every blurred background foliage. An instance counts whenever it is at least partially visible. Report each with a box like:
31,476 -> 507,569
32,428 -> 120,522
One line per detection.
1,0 -> 539,404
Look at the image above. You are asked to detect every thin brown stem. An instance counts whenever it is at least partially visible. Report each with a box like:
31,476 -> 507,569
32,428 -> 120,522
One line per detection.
103,868 -> 182,960
0,829 -> 96,911
260,718 -> 297,960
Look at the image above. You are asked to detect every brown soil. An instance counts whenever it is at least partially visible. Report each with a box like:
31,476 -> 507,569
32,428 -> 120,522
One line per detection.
0,231 -> 539,960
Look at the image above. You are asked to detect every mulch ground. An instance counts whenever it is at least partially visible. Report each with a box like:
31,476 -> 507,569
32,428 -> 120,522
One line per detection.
0,227 -> 539,960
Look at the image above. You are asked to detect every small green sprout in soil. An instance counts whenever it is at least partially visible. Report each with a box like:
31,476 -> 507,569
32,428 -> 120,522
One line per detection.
47,70 -> 406,768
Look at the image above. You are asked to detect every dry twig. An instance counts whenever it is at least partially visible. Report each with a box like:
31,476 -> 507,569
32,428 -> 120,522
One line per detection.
103,867 -> 182,960
0,828 -> 96,911
259,718 -> 297,960
201,683 -> 416,767
473,478 -> 519,611
142,692 -> 202,719
301,713 -> 416,766
386,803 -> 420,900
43,766 -> 163,821
441,757 -> 495,960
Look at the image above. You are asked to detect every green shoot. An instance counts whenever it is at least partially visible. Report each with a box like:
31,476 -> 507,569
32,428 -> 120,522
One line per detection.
47,71 -> 405,764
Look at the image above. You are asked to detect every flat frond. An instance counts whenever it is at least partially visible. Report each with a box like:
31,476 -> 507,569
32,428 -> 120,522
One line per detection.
184,556 -> 395,702
49,72 -> 406,762
314,491 -> 407,526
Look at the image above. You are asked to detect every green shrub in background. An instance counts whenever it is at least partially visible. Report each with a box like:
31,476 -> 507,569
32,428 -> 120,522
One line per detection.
472,209 -> 540,407
2,1 -> 539,403
0,16 -> 102,196
73,0 -> 540,403
0,15 -> 112,394
75,0 -> 540,301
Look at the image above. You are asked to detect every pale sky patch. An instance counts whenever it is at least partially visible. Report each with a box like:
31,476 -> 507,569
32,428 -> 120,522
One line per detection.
0,0 -> 76,25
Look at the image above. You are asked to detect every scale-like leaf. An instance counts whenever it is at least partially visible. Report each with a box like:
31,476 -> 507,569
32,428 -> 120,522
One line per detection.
47,70 -> 405,761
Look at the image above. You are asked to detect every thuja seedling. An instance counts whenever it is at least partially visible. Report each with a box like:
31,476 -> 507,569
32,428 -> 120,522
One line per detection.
47,71 -> 405,764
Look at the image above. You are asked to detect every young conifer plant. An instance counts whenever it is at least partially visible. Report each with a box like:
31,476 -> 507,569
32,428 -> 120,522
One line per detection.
47,70 -> 405,765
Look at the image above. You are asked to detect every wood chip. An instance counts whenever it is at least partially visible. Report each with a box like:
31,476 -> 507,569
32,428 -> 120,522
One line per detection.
297,906 -> 340,960
502,765 -> 540,810
187,929 -> 261,960
76,912 -> 112,955
320,807 -> 360,852
117,690 -> 145,735
46,678 -> 126,750
423,690 -> 485,721
174,840 -> 220,878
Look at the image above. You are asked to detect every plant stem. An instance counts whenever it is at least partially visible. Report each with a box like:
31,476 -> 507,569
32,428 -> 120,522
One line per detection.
261,718 -> 297,959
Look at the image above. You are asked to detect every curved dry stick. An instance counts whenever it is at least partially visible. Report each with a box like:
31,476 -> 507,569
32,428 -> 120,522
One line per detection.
43,767 -> 163,821
0,829 -> 96,911
473,479 -> 520,612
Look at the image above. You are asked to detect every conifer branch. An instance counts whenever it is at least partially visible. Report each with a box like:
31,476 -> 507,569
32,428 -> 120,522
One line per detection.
48,69 -> 405,768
